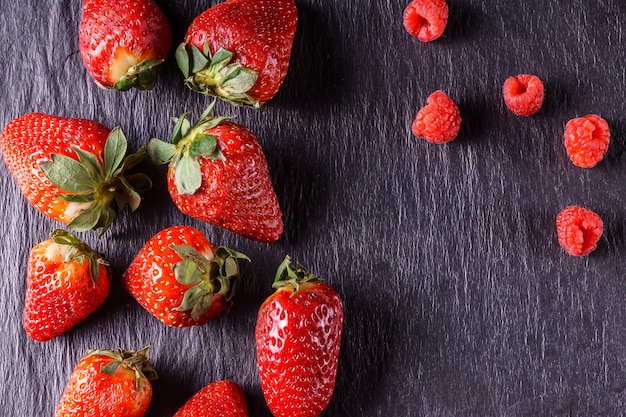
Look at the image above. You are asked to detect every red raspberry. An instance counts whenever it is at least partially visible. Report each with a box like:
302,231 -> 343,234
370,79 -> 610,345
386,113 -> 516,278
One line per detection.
563,114 -> 610,168
412,90 -> 461,144
403,0 -> 449,42
502,74 -> 544,116
556,205 -> 603,256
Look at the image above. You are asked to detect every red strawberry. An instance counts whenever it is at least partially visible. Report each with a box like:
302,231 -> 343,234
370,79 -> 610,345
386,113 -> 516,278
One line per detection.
147,104 -> 283,243
55,347 -> 158,417
121,225 -> 249,327
255,256 -> 344,417
0,113 -> 151,234
24,229 -> 111,342
174,380 -> 249,417
176,0 -> 298,107
79,0 -> 172,90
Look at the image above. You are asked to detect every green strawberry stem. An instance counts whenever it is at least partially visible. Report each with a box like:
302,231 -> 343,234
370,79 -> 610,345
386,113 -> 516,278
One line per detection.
147,101 -> 228,196
50,229 -> 109,284
273,256 -> 322,293
90,346 -> 158,391
113,59 -> 166,91
38,127 -> 152,236
171,245 -> 249,320
176,42 -> 260,108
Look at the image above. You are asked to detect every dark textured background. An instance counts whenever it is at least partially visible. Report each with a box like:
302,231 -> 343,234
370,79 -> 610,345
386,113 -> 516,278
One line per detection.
1,0 -> 625,416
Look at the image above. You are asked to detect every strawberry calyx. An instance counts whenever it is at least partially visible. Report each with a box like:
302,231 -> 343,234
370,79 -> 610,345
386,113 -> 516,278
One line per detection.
49,229 -> 110,284
147,101 -> 228,195
273,256 -> 323,294
170,244 -> 249,320
38,127 -> 152,236
90,346 -> 158,391
113,58 -> 166,91
176,42 -> 260,108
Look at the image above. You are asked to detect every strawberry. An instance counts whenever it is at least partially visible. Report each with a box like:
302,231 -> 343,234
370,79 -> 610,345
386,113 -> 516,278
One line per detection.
174,380 -> 249,417
121,225 -> 249,327
147,104 -> 283,243
24,229 -> 111,342
79,0 -> 172,91
175,0 -> 298,107
0,113 -> 151,234
55,347 -> 158,417
255,256 -> 344,417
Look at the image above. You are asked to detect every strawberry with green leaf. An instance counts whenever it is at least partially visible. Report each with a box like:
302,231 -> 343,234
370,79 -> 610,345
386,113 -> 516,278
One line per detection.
24,229 -> 111,342
147,104 -> 283,243
55,347 -> 157,417
176,0 -> 298,107
256,256 -> 344,417
79,0 -> 172,91
0,113 -> 151,234
121,225 -> 249,327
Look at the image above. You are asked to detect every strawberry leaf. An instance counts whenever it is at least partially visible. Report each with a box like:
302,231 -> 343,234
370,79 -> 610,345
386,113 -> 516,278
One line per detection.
72,145 -> 104,183
199,100 -> 217,121
113,59 -> 166,91
273,256 -> 322,292
189,134 -> 217,158
190,295 -> 214,321
114,186 -> 139,212
181,44 -> 261,107
173,260 -> 204,285
176,285 -> 209,313
171,113 -> 191,145
39,154 -> 97,193
171,244 -> 211,268
90,347 -> 158,391
66,204 -> 102,232
122,173 -> 153,194
175,43 -> 190,78
208,48 -> 234,74
104,127 -> 128,178
58,193 -> 95,203
190,44 -> 210,73
100,360 -> 122,376
147,139 -> 177,165
174,154 -> 202,195
222,67 -> 258,95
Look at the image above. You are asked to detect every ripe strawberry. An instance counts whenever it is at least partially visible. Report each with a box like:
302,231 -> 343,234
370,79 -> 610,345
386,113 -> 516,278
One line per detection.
55,347 -> 158,417
0,113 -> 151,234
79,0 -> 172,90
175,0 -> 298,107
24,229 -> 111,342
255,256 -> 344,417
147,104 -> 283,243
174,380 -> 249,417
121,225 -> 249,327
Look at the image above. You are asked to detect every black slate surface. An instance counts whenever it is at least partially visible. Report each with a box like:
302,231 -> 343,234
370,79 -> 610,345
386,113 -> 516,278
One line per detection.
1,0 -> 625,416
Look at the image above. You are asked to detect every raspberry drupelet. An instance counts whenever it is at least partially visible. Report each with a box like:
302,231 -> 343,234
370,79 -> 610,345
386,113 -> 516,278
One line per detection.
556,205 -> 603,256
412,90 -> 461,144
403,0 -> 449,42
502,74 -> 544,116
563,114 -> 610,168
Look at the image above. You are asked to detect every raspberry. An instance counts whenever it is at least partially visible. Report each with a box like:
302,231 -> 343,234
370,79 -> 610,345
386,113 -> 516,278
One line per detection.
412,90 -> 461,144
563,114 -> 610,168
403,0 -> 449,42
502,74 -> 544,116
556,205 -> 603,256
